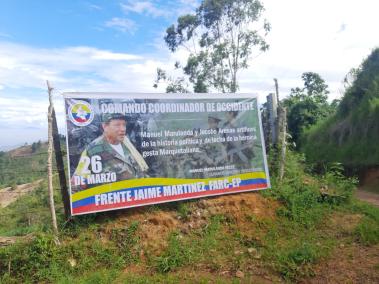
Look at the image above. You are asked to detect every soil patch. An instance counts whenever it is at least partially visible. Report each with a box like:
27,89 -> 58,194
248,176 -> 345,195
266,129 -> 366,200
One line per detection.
359,167 -> 379,194
300,212 -> 378,283
102,192 -> 279,255
355,190 -> 379,207
8,145 -> 33,158
0,234 -> 34,247
0,179 -> 43,208
304,243 -> 379,284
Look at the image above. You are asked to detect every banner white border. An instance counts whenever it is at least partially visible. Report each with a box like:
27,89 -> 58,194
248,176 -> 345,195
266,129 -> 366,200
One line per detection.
63,93 -> 270,216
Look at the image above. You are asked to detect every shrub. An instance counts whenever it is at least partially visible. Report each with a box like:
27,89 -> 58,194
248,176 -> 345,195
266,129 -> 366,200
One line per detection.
355,217 -> 379,245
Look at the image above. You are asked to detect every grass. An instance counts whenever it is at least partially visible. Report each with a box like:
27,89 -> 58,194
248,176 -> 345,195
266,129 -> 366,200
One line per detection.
1,151 -> 379,283
0,221 -> 141,283
302,83 -> 379,167
346,201 -> 379,246
355,217 -> 379,245
154,214 -> 223,273
0,143 -> 49,187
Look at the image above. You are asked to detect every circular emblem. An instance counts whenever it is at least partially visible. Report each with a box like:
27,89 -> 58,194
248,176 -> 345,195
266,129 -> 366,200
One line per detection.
68,100 -> 94,126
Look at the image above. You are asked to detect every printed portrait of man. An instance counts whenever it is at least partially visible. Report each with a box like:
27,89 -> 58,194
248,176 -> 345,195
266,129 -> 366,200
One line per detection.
72,113 -> 148,192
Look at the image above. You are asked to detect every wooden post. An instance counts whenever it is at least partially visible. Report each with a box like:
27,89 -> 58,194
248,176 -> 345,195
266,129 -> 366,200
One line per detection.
266,93 -> 278,145
278,107 -> 287,181
274,78 -> 280,105
261,105 -> 270,152
52,108 -> 71,219
47,80 -> 60,244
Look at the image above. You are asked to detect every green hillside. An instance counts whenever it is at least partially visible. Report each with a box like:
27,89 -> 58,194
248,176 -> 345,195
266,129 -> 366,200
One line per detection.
0,142 -> 48,188
303,48 -> 379,167
2,148 -> 379,283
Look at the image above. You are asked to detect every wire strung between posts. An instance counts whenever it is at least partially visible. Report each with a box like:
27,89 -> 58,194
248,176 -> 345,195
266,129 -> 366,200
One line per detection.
1,169 -> 60,174
0,206 -> 64,217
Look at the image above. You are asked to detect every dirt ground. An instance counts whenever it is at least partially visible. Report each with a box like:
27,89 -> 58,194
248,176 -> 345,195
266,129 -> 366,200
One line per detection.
107,194 -> 379,283
300,213 -> 379,284
356,167 -> 379,207
359,168 -> 379,191
356,190 -> 379,207
0,179 -> 43,208
2,179 -> 378,282
102,192 -> 279,255
304,243 -> 379,284
8,145 -> 33,157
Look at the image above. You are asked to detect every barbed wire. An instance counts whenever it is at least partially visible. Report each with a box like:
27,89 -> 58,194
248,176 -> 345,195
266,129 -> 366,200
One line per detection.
1,169 -> 60,174
0,206 -> 64,218
1,151 -> 67,157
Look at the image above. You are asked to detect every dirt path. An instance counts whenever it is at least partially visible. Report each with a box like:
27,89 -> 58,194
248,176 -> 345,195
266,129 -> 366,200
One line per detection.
305,243 -> 379,283
0,179 -> 43,208
355,190 -> 379,207
0,235 -> 34,247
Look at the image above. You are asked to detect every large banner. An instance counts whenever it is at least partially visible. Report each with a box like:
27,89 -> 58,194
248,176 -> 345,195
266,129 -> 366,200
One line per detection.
64,93 -> 270,215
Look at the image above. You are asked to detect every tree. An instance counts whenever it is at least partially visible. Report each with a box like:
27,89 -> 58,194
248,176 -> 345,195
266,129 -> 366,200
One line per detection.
283,72 -> 332,147
155,0 -> 270,93
338,48 -> 379,117
31,141 -> 41,153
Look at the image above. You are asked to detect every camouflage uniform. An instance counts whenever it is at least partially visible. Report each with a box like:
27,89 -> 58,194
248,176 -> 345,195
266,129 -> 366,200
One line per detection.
72,111 -> 148,192
223,119 -> 255,169
71,135 -> 146,192
201,133 -> 227,167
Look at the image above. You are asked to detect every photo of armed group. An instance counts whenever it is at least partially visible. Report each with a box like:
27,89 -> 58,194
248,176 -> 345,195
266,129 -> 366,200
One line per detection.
65,97 -> 265,190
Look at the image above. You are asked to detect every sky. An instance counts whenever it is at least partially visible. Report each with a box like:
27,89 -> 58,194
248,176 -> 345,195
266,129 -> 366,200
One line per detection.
0,0 -> 378,148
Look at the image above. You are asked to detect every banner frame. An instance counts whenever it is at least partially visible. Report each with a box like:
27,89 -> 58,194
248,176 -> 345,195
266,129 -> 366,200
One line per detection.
63,92 -> 270,216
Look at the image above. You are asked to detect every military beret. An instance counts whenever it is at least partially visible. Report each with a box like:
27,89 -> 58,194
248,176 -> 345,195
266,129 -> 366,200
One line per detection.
102,113 -> 127,123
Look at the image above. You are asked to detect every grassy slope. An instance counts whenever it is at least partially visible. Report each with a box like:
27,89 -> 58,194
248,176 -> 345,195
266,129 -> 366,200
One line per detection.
0,144 -> 48,188
0,151 -> 378,283
302,48 -> 379,167
303,98 -> 379,167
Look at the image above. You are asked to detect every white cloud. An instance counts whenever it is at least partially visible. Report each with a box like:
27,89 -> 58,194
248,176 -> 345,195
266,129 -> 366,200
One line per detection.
104,17 -> 137,33
0,41 -> 168,144
88,3 -> 102,10
68,47 -> 142,61
232,0 -> 379,100
0,42 -> 145,89
120,1 -> 170,18
0,32 -> 11,39
1,0 -> 379,146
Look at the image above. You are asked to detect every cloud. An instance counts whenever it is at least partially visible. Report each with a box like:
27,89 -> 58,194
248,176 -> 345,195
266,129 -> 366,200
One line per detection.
104,17 -> 137,33
0,42 -> 145,90
88,3 -> 102,10
0,40 -> 169,145
0,32 -> 11,38
68,47 -> 142,60
1,0 -> 379,146
120,1 -> 170,18
0,96 -> 47,128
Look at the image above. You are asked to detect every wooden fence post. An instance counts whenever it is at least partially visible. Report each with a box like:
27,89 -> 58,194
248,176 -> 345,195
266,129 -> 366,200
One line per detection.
278,107 -> 287,181
274,78 -> 280,105
52,108 -> 71,219
266,93 -> 278,145
47,80 -> 60,244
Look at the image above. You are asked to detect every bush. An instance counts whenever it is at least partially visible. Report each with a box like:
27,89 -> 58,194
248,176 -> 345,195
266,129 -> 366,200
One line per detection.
276,242 -> 319,279
355,217 -> 379,246
154,232 -> 192,273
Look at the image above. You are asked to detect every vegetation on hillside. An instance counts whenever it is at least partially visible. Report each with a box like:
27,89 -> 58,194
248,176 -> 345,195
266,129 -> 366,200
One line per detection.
0,2 -> 378,282
1,151 -> 378,283
282,72 -> 338,148
0,142 -> 48,188
302,48 -> 379,167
